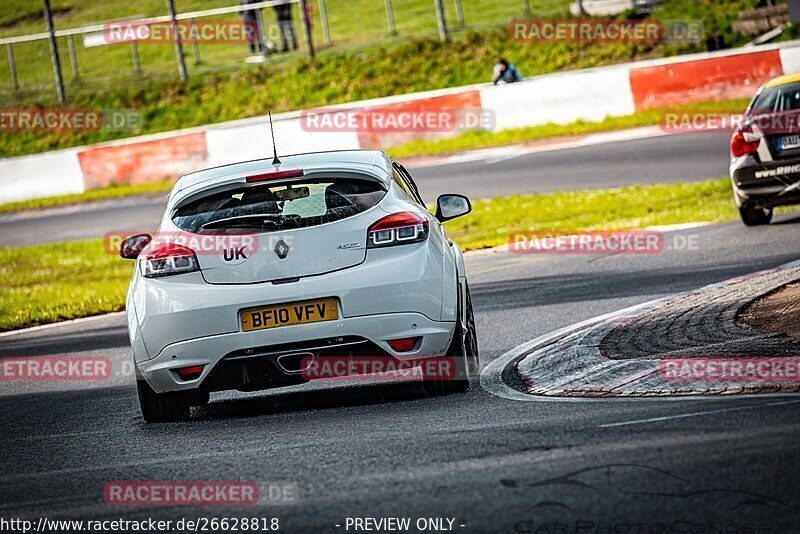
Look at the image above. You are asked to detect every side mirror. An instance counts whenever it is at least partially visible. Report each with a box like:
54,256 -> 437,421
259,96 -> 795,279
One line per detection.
435,194 -> 472,222
120,234 -> 152,259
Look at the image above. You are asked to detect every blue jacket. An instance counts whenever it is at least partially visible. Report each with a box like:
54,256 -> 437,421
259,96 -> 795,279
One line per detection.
493,63 -> 522,85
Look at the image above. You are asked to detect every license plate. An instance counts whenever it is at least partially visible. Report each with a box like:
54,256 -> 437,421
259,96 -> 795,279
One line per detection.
779,135 -> 800,151
240,298 -> 338,332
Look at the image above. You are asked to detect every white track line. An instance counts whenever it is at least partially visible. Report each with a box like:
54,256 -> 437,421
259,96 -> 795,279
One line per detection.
598,399 -> 800,428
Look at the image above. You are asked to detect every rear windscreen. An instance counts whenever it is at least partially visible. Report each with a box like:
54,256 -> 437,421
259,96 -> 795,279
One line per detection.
750,82 -> 800,113
172,178 -> 386,232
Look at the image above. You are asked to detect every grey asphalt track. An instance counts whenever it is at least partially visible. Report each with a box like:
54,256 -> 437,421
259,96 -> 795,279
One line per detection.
0,131 -> 730,247
2,212 -> 800,532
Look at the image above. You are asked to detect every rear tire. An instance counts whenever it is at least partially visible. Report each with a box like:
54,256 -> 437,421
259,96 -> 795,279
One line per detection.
423,282 -> 474,395
739,205 -> 772,226
137,378 -> 191,423
464,283 -> 480,376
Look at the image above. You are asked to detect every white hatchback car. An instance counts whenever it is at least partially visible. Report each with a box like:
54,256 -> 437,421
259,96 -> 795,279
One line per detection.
121,150 -> 478,422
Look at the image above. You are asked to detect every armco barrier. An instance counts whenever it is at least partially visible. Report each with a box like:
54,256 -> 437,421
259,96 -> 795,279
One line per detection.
3,40 -> 800,204
0,149 -> 84,203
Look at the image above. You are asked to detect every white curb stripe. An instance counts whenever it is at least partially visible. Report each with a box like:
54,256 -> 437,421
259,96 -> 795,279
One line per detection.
598,399 -> 800,427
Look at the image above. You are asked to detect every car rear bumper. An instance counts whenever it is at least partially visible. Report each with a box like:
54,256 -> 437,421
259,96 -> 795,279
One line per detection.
136,312 -> 455,394
128,243 -> 455,361
730,154 -> 800,207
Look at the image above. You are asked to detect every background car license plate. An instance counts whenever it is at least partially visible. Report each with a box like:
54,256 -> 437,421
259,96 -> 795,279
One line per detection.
240,298 -> 338,332
779,135 -> 800,151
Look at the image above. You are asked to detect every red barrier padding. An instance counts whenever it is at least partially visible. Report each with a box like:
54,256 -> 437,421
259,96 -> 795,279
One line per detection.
77,132 -> 208,190
355,90 -> 483,150
629,51 -> 783,111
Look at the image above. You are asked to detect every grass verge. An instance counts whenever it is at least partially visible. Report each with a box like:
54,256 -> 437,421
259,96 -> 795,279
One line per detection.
0,177 -> 736,331
442,178 -> 735,251
0,239 -> 132,331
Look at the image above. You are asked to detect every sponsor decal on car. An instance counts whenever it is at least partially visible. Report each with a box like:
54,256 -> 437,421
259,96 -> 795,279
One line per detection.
754,164 -> 800,179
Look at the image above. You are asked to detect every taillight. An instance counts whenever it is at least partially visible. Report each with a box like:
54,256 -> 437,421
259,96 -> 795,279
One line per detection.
386,337 -> 421,352
140,243 -> 199,278
175,365 -> 205,381
731,127 -> 760,158
367,212 -> 429,248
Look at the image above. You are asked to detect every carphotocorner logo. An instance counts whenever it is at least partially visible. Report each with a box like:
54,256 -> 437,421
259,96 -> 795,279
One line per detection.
0,109 -> 142,132
509,19 -> 703,44
103,481 -> 298,506
300,107 -> 495,133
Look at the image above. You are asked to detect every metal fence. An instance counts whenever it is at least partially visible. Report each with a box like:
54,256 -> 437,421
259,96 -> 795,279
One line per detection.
0,0 -> 562,104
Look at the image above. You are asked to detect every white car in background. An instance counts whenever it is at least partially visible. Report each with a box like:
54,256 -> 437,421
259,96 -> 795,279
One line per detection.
120,150 -> 478,422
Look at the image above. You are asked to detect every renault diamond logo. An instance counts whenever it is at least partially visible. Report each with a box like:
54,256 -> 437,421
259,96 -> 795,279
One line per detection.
274,239 -> 290,259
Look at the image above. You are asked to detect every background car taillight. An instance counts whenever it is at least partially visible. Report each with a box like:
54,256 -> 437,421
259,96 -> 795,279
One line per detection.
367,212 -> 429,248
731,126 -> 761,158
140,243 -> 199,278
